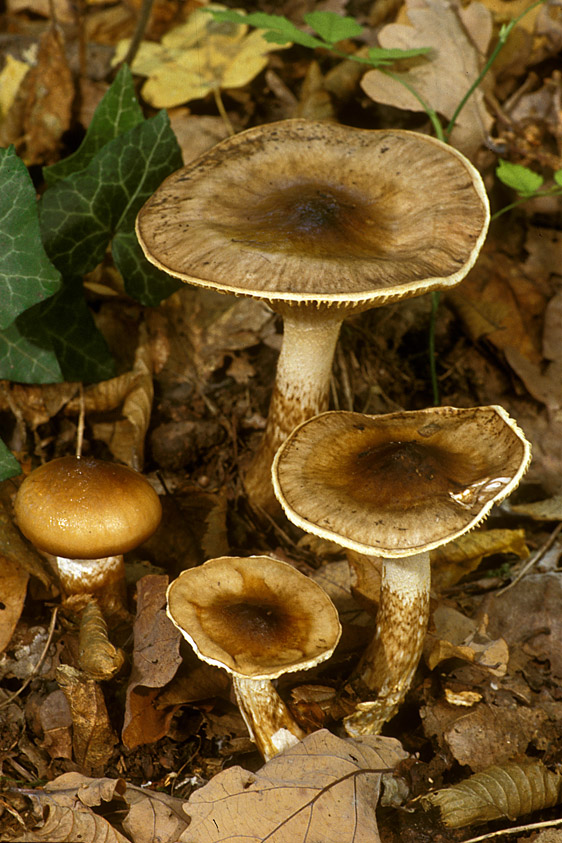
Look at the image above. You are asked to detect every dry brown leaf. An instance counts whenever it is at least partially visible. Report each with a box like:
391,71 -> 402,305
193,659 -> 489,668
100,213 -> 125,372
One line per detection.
20,27 -> 74,165
56,665 -> 118,773
38,689 -> 73,761
180,729 -> 408,842
510,493 -> 562,520
361,0 -> 493,157
7,772 -> 189,842
0,554 -> 29,656
122,575 -> 182,750
431,528 -> 529,591
423,759 -> 562,828
1,382 -> 79,430
0,498 -> 52,588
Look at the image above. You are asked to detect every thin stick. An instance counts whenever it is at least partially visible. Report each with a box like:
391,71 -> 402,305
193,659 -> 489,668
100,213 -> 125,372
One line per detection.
120,0 -> 155,69
75,383 -> 85,459
462,815 -> 562,843
0,607 -> 58,710
497,521 -> 562,595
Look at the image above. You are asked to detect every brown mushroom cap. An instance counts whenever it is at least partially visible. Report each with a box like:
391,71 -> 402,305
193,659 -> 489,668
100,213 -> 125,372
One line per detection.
272,406 -> 531,557
136,119 -> 489,309
15,456 -> 162,559
166,555 -> 342,680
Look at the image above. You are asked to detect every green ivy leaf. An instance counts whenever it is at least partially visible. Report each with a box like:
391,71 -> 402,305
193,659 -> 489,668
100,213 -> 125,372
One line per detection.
367,46 -> 432,66
112,230 -> 181,305
208,9 -> 324,49
305,11 -> 363,44
39,283 -> 115,382
44,66 -> 144,186
554,169 -> 562,188
0,304 -> 62,383
496,160 -> 544,196
0,147 -> 61,330
0,439 -> 20,481
39,109 -> 183,281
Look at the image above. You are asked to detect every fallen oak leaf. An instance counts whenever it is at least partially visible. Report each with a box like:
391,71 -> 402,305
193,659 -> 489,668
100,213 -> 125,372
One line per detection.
180,729 -> 408,842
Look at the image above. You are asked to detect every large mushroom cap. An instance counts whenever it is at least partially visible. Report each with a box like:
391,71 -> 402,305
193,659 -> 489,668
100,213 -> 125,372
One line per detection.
136,119 -> 489,309
166,555 -> 342,680
272,407 -> 531,557
15,456 -> 162,559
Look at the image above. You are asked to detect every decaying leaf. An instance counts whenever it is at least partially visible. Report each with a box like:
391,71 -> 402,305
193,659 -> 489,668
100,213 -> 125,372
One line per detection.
423,759 -> 562,828
0,554 -> 29,656
122,575 -> 182,750
180,729 -> 408,842
361,0 -> 493,156
56,664 -> 118,773
113,5 -> 288,108
6,772 -> 189,842
510,493 -> 562,520
431,528 -> 529,591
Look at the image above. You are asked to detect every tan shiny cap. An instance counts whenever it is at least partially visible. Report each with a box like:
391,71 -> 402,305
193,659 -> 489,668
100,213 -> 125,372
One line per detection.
15,456 -> 162,559
136,119 -> 489,310
272,406 -> 531,557
166,555 -> 341,680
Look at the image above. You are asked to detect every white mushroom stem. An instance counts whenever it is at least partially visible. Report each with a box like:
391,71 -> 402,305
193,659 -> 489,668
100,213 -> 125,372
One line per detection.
344,551 -> 431,737
232,675 -> 305,761
245,309 -> 342,514
45,553 -> 127,613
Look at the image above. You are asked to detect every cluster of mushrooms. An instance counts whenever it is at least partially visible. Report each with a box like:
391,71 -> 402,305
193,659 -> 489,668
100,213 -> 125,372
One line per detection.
15,120 -> 532,761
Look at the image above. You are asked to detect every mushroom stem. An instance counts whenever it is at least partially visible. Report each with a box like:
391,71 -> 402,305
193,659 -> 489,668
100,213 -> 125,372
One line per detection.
245,309 -> 342,514
48,554 -> 127,613
232,675 -> 305,761
344,552 -> 431,736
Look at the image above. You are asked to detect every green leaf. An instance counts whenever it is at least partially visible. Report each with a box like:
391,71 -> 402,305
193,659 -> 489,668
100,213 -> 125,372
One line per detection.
367,46 -> 432,66
39,109 -> 183,281
0,147 -> 61,330
44,66 -> 144,186
208,9 -> 324,49
0,304 -> 63,383
496,160 -> 544,196
39,283 -> 115,382
0,439 -> 21,481
554,169 -> 562,188
304,11 -> 363,44
112,230 -> 182,305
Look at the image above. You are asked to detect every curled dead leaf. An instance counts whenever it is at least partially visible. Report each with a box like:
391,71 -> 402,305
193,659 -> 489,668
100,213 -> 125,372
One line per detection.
423,759 -> 562,828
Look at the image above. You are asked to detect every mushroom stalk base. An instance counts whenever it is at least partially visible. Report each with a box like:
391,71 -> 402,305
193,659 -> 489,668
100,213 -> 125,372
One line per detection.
245,310 -> 342,515
232,675 -> 305,761
344,551 -> 431,736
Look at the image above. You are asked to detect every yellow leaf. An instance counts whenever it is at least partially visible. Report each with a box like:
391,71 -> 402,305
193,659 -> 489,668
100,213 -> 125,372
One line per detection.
431,528 -> 529,591
113,5 -> 288,109
0,54 -> 31,118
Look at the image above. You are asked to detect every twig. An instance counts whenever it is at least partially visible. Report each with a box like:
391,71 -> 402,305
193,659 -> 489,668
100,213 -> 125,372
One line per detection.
496,521 -> 562,595
462,815 -> 562,843
119,0 -> 155,70
0,607 -> 58,710
75,383 -> 84,458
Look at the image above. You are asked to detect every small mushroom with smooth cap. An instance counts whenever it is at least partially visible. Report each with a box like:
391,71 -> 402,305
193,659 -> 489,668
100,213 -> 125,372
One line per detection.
14,456 -> 162,614
166,555 -> 341,760
272,406 -> 531,735
136,119 -> 490,514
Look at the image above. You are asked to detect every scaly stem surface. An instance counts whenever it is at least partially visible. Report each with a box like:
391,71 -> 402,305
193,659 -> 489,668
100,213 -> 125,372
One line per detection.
233,675 -> 304,761
344,552 -> 431,736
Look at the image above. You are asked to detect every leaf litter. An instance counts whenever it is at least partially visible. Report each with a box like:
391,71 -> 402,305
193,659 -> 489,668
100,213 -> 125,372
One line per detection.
2,0 -> 562,840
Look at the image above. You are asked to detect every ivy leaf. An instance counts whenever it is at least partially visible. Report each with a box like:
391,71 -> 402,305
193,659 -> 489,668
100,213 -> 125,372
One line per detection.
0,304 -> 63,383
367,46 -> 432,66
0,439 -> 20,481
554,169 -> 562,188
39,283 -> 115,382
112,230 -> 181,305
44,66 -> 144,186
39,109 -> 183,293
496,160 -> 544,196
208,9 -> 324,49
305,11 -> 363,44
0,147 -> 61,330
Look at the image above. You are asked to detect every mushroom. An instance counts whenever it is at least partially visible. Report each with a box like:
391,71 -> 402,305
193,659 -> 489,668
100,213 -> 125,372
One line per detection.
166,554 -> 341,760
272,406 -> 531,735
136,119 -> 490,513
14,456 -> 162,614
